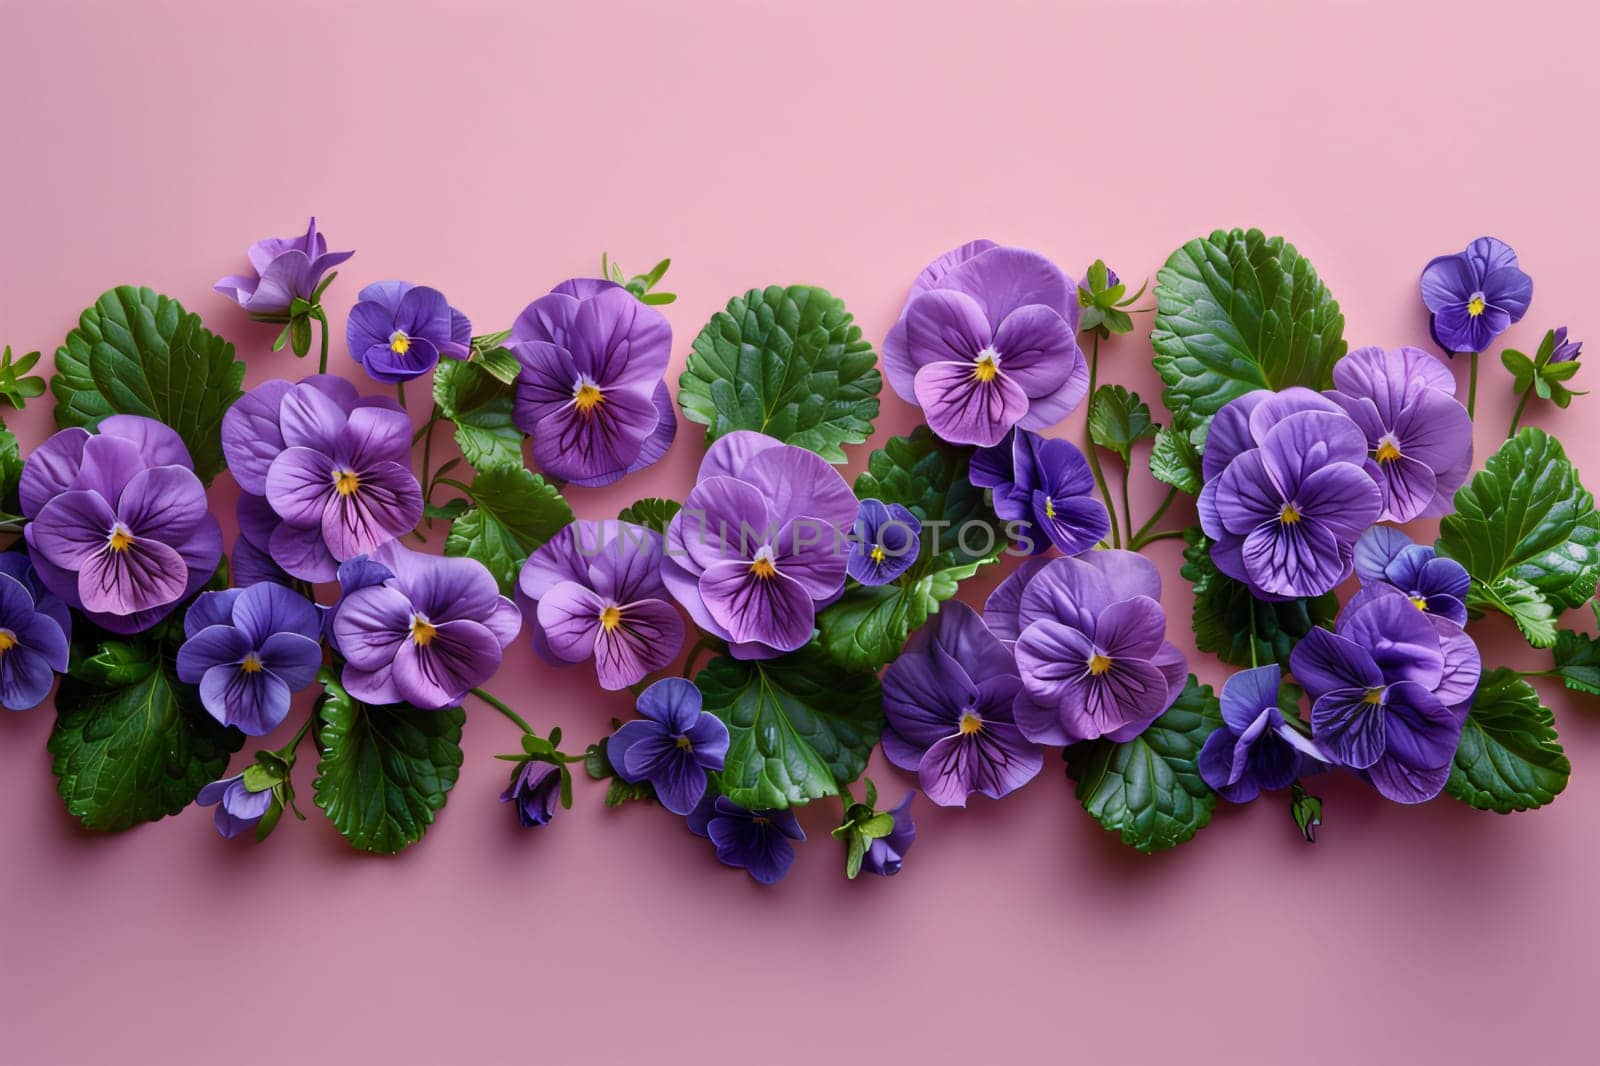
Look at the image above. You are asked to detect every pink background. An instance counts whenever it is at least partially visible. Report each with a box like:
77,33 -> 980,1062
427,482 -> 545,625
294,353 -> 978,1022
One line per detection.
2,1 -> 1598,1062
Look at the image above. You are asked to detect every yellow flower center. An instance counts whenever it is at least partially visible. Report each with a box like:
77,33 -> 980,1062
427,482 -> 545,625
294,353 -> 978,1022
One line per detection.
334,469 -> 361,496
1410,595 -> 1429,612
107,525 -> 136,552
0,629 -> 16,654
750,554 -> 777,579
573,381 -> 605,414
1280,503 -> 1301,525
389,331 -> 411,355
1044,496 -> 1056,519
1375,438 -> 1403,464
1466,295 -> 1486,318
411,616 -> 437,646
675,735 -> 694,752
958,712 -> 983,735
1088,652 -> 1113,676
599,604 -> 622,631
240,653 -> 263,674
972,349 -> 1000,383
870,545 -> 887,564
1363,687 -> 1385,705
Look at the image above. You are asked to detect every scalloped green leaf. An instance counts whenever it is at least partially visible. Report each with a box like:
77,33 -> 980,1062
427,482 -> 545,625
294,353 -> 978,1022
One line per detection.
1149,427 -> 1202,495
1553,606 -> 1600,696
617,497 -> 681,534
1446,669 -> 1570,813
1181,529 -> 1337,669
444,466 -> 572,595
432,358 -> 524,473
1087,384 -> 1157,463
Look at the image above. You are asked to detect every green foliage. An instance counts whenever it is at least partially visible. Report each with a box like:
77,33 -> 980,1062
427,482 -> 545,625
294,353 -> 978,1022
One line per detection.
1076,259 -> 1149,337
1087,384 -> 1157,463
1446,669 -> 1570,813
1502,328 -> 1585,410
444,466 -> 573,595
0,345 -> 45,408
617,497 -> 682,534
1552,605 -> 1600,695
1148,426 -> 1202,495
433,358 -> 524,473
1181,529 -> 1337,669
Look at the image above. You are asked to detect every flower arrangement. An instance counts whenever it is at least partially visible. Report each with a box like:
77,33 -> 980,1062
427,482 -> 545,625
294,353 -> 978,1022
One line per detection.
1,223 -> 1594,880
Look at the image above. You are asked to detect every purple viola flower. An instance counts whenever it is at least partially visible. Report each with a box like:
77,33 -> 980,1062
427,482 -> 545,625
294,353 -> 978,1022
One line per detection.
1421,237 -> 1533,354
1198,665 -> 1325,803
233,493 -> 293,588
176,583 -> 323,735
223,376 -> 422,582
213,217 -> 353,318
1196,388 -> 1382,600
981,557 -> 1049,651
662,431 -> 856,659
686,795 -> 806,885
502,760 -> 562,828
881,601 -> 1043,807
330,542 -> 521,709
345,281 -> 471,384
516,520 -> 684,690
1549,326 -> 1582,364
608,677 -> 730,815
20,416 -> 222,634
1079,266 -> 1120,294
197,773 -> 274,839
860,792 -> 917,877
510,278 -> 676,487
846,499 -> 921,585
1352,526 -> 1470,627
1326,346 -> 1472,522
882,240 -> 1089,446
969,428 -> 1110,555
1006,550 -> 1189,745
0,555 -> 71,712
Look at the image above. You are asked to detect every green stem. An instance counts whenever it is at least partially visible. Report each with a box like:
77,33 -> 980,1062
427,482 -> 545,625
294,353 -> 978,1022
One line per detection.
472,688 -> 534,735
313,308 -> 331,375
1118,463 -> 1133,548
419,405 -> 440,520
396,381 -> 408,410
1083,334 -> 1120,548
682,636 -> 718,679
1129,529 -> 1187,550
1466,350 -> 1479,419
1507,389 -> 1531,439
1129,487 -> 1179,548
1248,608 -> 1260,669
277,713 -> 318,762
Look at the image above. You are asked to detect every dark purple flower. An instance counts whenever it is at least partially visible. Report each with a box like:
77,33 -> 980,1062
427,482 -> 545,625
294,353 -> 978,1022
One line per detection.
1352,526 -> 1470,626
860,791 -> 916,877
686,795 -> 806,885
1196,388 -> 1382,600
176,583 -> 323,735
501,760 -> 562,828
345,281 -> 471,384
21,416 -> 222,634
213,217 -> 353,317
516,520 -> 684,690
662,431 -> 856,660
847,499 -> 921,585
330,542 -> 520,709
1326,346 -> 1472,522
510,278 -> 676,487
1198,665 -> 1325,803
881,601 -> 1042,806
197,773 -> 274,839
970,428 -> 1110,555
1420,237 -> 1533,354
608,677 -> 730,815
0,555 -> 70,711
1008,550 -> 1188,744
1549,326 -> 1582,364
882,240 -> 1089,446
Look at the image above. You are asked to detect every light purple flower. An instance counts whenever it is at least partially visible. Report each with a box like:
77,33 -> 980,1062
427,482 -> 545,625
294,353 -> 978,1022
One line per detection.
346,281 -> 471,384
502,760 -> 562,828
686,794 -> 806,885
1421,237 -> 1532,354
969,428 -> 1110,555
1352,526 -> 1470,627
330,542 -> 521,709
21,416 -> 222,634
510,278 -> 676,487
1198,665 -> 1325,803
608,677 -> 730,815
860,791 -> 916,877
176,583 -> 323,735
1549,326 -> 1582,364
197,773 -> 274,839
1196,388 -> 1383,600
662,431 -> 856,660
1005,550 -> 1188,745
846,499 -> 921,586
881,601 -> 1043,807
1326,346 -> 1472,522
516,520 -> 684,690
0,555 -> 70,711
882,240 -> 1089,446
213,217 -> 353,318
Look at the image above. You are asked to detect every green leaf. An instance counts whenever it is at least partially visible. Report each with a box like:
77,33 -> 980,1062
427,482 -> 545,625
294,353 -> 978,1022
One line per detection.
444,467 -> 573,595
1148,427 -> 1202,495
0,345 -> 47,409
1501,348 -> 1535,391
48,636 -> 244,832
695,643 -> 883,809
312,673 -> 465,854
1064,675 -> 1221,853
1446,669 -> 1570,813
1474,575 -> 1558,647
1151,229 -> 1346,437
0,424 -> 21,516
1181,529 -> 1337,669
815,559 -> 986,673
474,346 -> 523,385
1437,428 -> 1600,631
1087,384 -> 1157,463
432,359 -> 524,473
617,497 -> 682,534
51,287 -> 245,484
678,285 -> 881,462
1552,606 -> 1600,695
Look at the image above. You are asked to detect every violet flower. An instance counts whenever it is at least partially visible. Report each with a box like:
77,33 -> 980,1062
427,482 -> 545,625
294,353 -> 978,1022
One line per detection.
516,520 -> 684,690
1196,388 -> 1382,600
662,431 -> 856,659
969,428 -> 1110,555
1326,346 -> 1472,522
197,773 -> 274,839
686,795 -> 806,885
846,499 -> 921,586
1420,237 -> 1533,354
176,583 -> 323,735
0,555 -> 70,712
510,278 -> 676,487
1549,326 -> 1582,364
860,792 -> 917,877
881,601 -> 1043,807
1198,665 -> 1325,803
502,760 -> 562,828
21,416 -> 222,634
213,217 -> 353,318
346,281 -> 471,384
1352,527 -> 1469,627
882,240 -> 1089,446
608,677 -> 730,815
1007,550 -> 1188,744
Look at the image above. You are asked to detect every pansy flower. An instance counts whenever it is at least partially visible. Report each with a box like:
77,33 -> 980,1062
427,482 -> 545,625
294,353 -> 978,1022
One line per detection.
882,240 -> 1089,446
608,678 -> 730,815
502,761 -> 562,828
969,428 -> 1110,555
0,555 -> 70,712
686,795 -> 807,885
1198,665 -> 1325,803
1420,237 -> 1532,354
860,792 -> 917,877
346,280 -> 471,383
177,583 -> 323,735
846,499 -> 921,586
1351,526 -> 1470,627
197,773 -> 275,839
1549,326 -> 1583,364
213,217 -> 353,318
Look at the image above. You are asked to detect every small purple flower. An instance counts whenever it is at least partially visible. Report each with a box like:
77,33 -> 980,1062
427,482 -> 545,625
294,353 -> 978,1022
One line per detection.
502,760 -> 562,828
510,279 -> 676,487
1079,266 -> 1120,295
213,217 -> 353,317
608,678 -> 730,815
1352,526 -> 1470,626
1326,346 -> 1472,522
1198,665 -> 1325,803
1196,388 -> 1383,600
516,520 -> 684,691
847,499 -> 921,585
860,792 -> 916,877
176,583 -> 323,735
882,240 -> 1089,447
881,601 -> 1043,807
21,416 -> 222,634
662,431 -> 856,660
0,555 -> 71,712
1549,326 -> 1582,364
197,773 -> 274,839
969,428 -> 1110,555
346,281 -> 471,384
686,795 -> 806,885
330,542 -> 521,709
1420,237 -> 1533,354
1006,550 -> 1189,744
